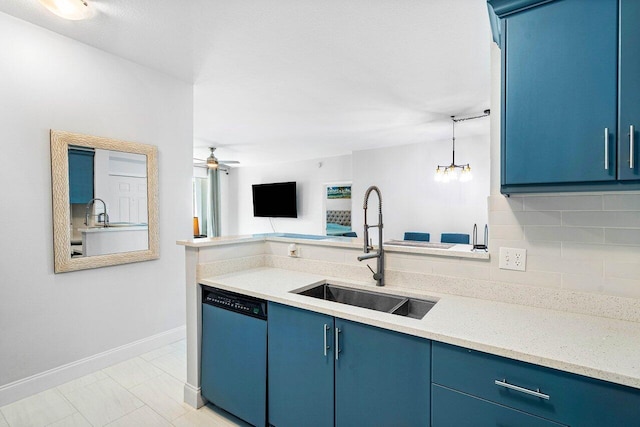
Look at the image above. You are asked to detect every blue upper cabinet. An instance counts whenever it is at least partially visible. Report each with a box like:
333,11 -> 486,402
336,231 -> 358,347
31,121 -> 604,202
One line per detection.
68,148 -> 95,204
619,0 -> 640,180
490,0 -> 640,193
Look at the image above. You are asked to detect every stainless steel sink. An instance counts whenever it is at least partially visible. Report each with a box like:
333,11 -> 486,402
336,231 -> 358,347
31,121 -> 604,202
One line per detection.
390,298 -> 437,319
294,283 -> 436,319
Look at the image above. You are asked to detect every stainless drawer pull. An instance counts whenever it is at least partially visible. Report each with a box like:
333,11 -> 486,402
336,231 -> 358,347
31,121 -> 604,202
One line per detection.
335,327 -> 341,360
631,125 -> 635,169
323,324 -> 330,357
495,379 -> 550,400
604,127 -> 609,170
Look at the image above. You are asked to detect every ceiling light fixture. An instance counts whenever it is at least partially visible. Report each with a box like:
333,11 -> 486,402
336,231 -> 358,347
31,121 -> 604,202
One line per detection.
206,147 -> 219,169
39,0 -> 94,21
434,110 -> 490,183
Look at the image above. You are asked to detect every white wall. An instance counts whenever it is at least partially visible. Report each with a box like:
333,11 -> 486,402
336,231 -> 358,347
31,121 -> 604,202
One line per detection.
225,132 -> 489,242
0,12 -> 193,392
226,156 -> 352,235
352,133 -> 490,242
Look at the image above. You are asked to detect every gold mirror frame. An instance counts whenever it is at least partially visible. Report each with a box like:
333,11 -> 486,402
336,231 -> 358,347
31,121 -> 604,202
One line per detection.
51,130 -> 159,273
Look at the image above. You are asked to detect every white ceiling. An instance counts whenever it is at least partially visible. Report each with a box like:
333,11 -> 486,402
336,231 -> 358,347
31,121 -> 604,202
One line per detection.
0,0 -> 492,166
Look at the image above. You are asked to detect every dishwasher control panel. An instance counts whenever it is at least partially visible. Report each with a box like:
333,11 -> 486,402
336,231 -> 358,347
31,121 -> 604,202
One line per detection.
202,286 -> 267,320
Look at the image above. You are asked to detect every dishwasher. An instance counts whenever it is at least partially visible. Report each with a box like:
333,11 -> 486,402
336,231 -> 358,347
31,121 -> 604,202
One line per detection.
201,286 -> 267,427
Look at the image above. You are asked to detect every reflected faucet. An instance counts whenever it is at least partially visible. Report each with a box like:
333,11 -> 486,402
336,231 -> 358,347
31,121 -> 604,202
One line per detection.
84,198 -> 109,227
357,186 -> 385,286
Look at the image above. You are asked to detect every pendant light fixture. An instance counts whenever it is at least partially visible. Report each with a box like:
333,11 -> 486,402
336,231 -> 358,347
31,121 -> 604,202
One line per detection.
39,0 -> 94,20
434,110 -> 490,183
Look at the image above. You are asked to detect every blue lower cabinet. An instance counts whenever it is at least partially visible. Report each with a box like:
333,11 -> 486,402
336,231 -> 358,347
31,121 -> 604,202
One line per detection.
432,384 -> 566,427
268,303 -> 431,427
201,304 -> 267,427
432,342 -> 640,427
334,319 -> 430,427
267,303 -> 334,427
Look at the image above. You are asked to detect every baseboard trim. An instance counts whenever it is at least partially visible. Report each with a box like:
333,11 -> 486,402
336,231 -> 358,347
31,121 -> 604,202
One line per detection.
183,381 -> 207,409
0,325 -> 186,407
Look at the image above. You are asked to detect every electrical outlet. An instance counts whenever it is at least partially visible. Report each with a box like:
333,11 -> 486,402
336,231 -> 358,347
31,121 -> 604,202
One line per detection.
288,243 -> 298,257
499,247 -> 527,271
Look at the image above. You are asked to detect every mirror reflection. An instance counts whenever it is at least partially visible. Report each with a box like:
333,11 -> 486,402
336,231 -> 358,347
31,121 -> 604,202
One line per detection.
51,130 -> 158,273
69,147 -> 149,258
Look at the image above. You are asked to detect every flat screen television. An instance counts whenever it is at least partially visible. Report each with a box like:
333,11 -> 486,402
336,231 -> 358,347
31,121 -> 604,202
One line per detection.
252,181 -> 297,218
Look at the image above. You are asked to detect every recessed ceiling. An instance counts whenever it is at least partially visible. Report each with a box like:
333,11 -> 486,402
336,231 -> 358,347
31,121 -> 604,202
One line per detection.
0,0 -> 492,166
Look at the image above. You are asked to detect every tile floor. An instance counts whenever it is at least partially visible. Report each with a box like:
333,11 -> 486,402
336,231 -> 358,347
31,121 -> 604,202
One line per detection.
0,340 -> 249,427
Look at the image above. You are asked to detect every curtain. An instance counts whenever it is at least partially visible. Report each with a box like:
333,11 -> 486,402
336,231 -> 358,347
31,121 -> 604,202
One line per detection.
206,168 -> 221,237
193,177 -> 208,236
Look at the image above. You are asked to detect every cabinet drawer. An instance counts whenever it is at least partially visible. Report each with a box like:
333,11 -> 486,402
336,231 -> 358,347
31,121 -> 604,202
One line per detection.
432,384 -> 566,427
432,342 -> 640,427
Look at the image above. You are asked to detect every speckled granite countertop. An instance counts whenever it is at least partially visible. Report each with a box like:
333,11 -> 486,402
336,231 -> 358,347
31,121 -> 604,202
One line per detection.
200,267 -> 640,390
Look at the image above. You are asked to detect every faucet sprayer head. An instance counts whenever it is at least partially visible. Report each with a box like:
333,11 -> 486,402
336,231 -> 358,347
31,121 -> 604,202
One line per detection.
363,185 -> 382,214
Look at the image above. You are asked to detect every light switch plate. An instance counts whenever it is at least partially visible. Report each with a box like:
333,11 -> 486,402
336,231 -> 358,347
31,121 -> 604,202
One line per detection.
499,247 -> 526,271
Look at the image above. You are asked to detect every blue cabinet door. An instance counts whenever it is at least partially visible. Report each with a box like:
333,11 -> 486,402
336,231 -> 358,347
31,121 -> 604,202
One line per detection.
432,384 -> 567,427
68,148 -> 94,204
200,304 -> 267,427
334,319 -> 430,427
502,0 -> 618,187
619,0 -> 640,180
267,303 -> 334,427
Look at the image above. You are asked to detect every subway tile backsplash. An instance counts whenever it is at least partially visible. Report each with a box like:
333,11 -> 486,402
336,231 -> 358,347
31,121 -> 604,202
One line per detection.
603,194 -> 640,210
523,194 -> 603,211
604,228 -> 640,245
489,193 -> 640,300
524,226 -> 604,243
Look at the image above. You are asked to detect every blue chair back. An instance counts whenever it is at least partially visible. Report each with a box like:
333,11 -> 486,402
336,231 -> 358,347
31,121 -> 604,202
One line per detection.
441,233 -> 470,244
343,231 -> 357,237
404,232 -> 430,242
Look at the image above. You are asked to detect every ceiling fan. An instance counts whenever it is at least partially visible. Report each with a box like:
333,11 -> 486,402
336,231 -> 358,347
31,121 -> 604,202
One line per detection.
193,147 -> 240,174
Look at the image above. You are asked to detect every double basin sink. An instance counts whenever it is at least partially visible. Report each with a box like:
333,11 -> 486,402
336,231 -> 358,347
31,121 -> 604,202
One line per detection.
294,283 -> 436,320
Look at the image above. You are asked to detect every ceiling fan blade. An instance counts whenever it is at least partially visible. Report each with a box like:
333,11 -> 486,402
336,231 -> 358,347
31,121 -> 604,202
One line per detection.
218,160 -> 240,164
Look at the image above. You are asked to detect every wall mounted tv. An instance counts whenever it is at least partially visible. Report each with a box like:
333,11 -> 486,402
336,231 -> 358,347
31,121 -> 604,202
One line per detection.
252,181 -> 298,218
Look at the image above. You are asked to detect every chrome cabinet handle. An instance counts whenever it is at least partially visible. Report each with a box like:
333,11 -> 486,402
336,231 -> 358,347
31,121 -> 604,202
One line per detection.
631,125 -> 635,169
495,379 -> 550,400
323,324 -> 330,357
604,127 -> 609,170
335,327 -> 341,360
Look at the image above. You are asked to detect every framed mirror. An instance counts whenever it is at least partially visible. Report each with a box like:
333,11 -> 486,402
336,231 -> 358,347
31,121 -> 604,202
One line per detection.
51,130 -> 159,273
